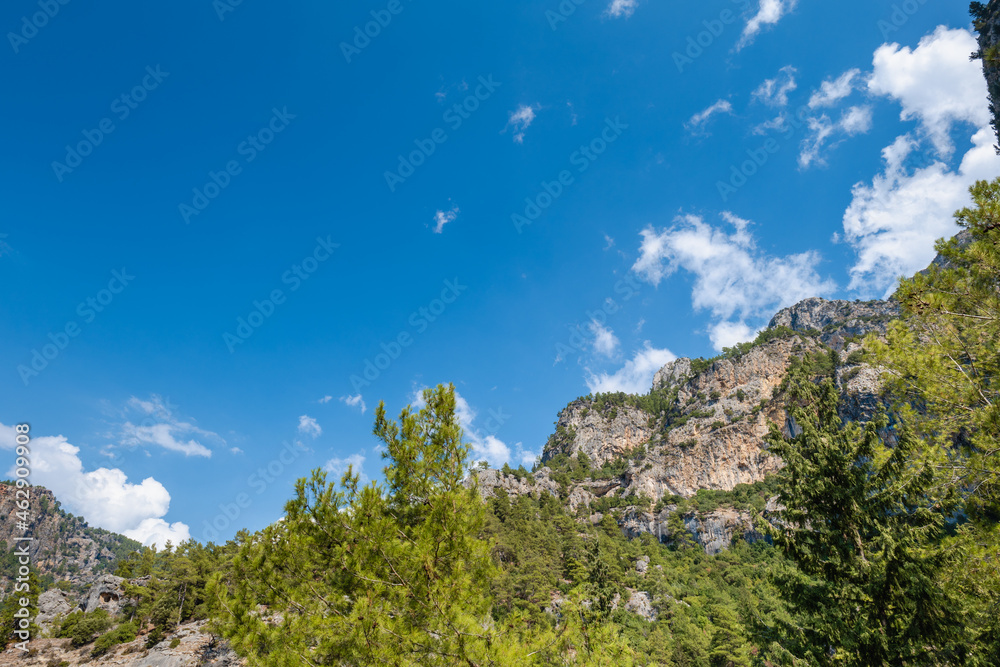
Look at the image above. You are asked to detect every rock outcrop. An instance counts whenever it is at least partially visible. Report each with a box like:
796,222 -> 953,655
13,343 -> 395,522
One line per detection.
0,620 -> 245,666
0,484 -> 140,594
767,298 -> 899,349
35,589 -> 75,630
84,574 -> 128,615
543,403 -> 654,467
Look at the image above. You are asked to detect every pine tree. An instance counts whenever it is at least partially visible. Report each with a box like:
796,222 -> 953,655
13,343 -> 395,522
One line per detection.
866,177 -> 1000,663
762,370 -> 964,665
216,385 -> 515,665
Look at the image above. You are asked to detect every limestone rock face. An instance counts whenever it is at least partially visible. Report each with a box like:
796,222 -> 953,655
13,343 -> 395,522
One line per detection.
0,484 -> 136,591
474,295 -> 904,556
36,589 -> 76,629
652,357 -> 692,392
84,574 -> 127,614
768,298 -> 899,349
468,468 -> 559,500
0,620 -> 245,666
682,509 -> 767,556
544,403 -> 654,468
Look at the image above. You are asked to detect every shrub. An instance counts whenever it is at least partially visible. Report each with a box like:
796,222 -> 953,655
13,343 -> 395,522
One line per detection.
58,610 -> 113,647
92,622 -> 137,656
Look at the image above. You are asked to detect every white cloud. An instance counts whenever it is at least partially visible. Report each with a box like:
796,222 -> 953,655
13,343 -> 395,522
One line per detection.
118,396 -> 220,458
585,343 -> 676,395
230,447 -> 244,455
752,66 -> 798,107
506,105 -> 538,143
685,100 -> 734,136
607,0 -> 639,19
588,320 -> 620,358
0,422 -> 190,547
799,105 -> 873,168
809,68 -> 862,109
843,27 -> 1000,297
126,519 -> 192,548
868,27 -> 988,158
318,395 -> 333,404
298,415 -> 322,438
632,213 -> 837,350
433,206 -> 459,234
739,0 -> 798,49
752,114 -> 790,135
842,128 -> 1000,296
325,453 -> 367,483
708,321 -> 757,351
340,394 -> 368,414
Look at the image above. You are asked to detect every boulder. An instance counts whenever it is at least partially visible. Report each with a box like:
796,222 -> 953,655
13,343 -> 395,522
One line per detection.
36,589 -> 76,628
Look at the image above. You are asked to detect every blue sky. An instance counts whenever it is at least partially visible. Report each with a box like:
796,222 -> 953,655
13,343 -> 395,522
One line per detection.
1,0 -> 995,546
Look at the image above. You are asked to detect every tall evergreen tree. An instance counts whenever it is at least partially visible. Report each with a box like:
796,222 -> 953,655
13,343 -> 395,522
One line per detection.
761,370 -> 964,665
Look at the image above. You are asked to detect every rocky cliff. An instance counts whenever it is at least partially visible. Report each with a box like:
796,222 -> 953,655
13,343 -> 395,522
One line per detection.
0,483 -> 140,593
472,297 -> 898,554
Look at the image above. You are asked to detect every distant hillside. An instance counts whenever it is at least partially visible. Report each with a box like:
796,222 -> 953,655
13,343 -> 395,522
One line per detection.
0,482 -> 140,595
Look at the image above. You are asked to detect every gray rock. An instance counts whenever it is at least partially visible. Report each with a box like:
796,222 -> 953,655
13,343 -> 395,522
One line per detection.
36,589 -> 76,628
767,298 -> 899,350
635,556 -> 649,575
85,574 -> 127,614
652,358 -> 692,392
624,591 -> 656,622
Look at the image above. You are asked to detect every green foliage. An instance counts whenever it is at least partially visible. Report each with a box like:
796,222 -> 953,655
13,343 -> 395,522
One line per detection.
845,349 -> 866,365
763,368 -> 965,665
689,326 -> 800,377
91,621 -> 137,656
58,609 -> 114,647
216,385 -> 518,665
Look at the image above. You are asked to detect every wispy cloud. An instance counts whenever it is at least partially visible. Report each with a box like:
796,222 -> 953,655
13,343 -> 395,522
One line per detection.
589,320 -> 621,358
606,0 -> 639,18
433,206 -> 459,234
752,66 -> 797,107
298,415 -> 322,438
505,105 -> 538,143
119,395 -> 221,458
799,105 -> 873,168
738,0 -> 799,50
340,394 -> 368,414
809,68 -> 862,109
586,343 -> 676,395
842,27 -> 1000,297
685,99 -> 734,136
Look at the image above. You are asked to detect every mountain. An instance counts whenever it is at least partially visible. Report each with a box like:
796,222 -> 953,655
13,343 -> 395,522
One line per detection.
472,297 -> 899,553
0,483 -> 140,593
